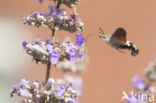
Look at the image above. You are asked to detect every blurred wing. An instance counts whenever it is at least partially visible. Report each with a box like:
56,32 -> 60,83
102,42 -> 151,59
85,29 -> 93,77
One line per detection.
112,28 -> 127,45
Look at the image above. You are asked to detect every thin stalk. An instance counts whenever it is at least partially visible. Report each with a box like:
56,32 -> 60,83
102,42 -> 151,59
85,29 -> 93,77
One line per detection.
51,28 -> 56,42
45,62 -> 51,83
45,28 -> 56,83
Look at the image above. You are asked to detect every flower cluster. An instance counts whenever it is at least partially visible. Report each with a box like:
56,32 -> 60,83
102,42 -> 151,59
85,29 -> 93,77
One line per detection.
22,33 -> 85,64
39,0 -> 80,8
11,0 -> 86,103
24,6 -> 84,33
11,78 -> 80,103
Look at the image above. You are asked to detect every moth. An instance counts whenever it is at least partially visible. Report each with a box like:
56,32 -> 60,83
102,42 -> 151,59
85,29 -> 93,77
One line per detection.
99,27 -> 139,56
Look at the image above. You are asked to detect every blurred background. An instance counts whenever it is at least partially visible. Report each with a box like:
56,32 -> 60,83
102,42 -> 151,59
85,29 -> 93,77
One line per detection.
0,0 -> 156,102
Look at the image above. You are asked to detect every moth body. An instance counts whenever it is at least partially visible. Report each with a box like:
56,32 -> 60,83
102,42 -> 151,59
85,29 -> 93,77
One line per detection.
99,27 -> 139,56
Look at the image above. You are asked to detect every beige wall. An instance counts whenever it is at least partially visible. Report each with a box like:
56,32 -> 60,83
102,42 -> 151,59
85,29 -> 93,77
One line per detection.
0,0 -> 156,102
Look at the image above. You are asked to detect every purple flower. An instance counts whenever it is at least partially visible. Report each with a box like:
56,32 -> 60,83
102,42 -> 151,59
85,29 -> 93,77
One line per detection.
46,40 -> 53,46
69,17 -> 76,21
132,76 -> 146,90
12,85 -> 19,93
75,33 -> 85,47
19,79 -> 30,88
52,7 -> 66,19
43,5 -> 54,17
66,43 -> 78,55
32,82 -> 39,88
53,6 -> 65,15
33,12 -> 43,19
46,78 -> 56,88
48,78 -> 56,84
22,41 -> 28,50
54,85 -> 66,99
11,79 -> 30,96
48,48 -> 60,64
34,58 -> 41,64
38,0 -> 43,4
19,89 -> 31,98
65,43 -> 84,63
70,52 -> 84,63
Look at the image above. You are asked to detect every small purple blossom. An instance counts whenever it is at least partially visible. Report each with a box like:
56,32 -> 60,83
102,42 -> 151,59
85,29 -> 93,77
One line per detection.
75,33 -> 85,47
64,75 -> 83,96
132,76 -> 146,90
69,17 -> 77,21
22,41 -> 28,50
38,0 -> 43,4
65,43 -> 84,63
43,5 -> 55,17
48,78 -> 56,84
70,51 -> 84,64
33,12 -> 44,19
19,89 -> 32,98
66,43 -> 78,55
46,40 -> 53,46
32,82 -> 40,88
48,48 -> 60,64
18,79 -> 30,89
46,78 -> 56,88
55,85 -> 66,99
11,79 -> 30,97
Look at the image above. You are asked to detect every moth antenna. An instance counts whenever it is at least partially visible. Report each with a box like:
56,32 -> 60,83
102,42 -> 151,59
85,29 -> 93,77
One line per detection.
98,27 -> 104,34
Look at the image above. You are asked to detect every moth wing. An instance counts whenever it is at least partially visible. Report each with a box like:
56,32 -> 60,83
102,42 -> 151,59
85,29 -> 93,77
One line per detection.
112,28 -> 127,45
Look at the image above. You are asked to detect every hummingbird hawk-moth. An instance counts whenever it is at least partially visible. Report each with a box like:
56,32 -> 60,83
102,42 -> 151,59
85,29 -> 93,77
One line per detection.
98,27 -> 139,56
